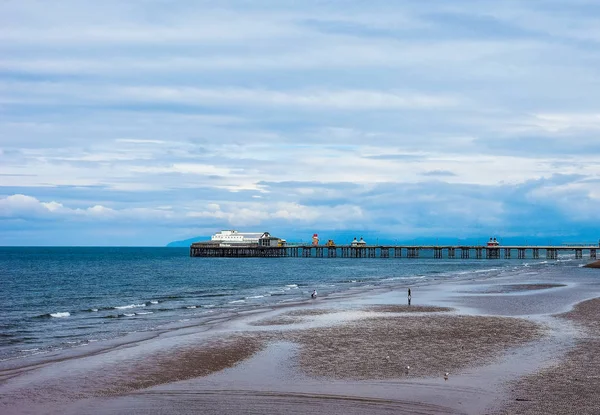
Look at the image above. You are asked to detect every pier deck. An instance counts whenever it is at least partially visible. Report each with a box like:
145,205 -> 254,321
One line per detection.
190,244 -> 598,259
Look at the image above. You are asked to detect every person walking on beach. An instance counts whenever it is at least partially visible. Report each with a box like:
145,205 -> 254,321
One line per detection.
311,289 -> 318,299
408,288 -> 411,306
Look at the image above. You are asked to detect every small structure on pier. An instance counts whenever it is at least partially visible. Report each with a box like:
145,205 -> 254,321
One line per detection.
487,237 -> 500,247
351,237 -> 367,247
259,232 -> 285,247
312,233 -> 320,246
205,230 -> 285,247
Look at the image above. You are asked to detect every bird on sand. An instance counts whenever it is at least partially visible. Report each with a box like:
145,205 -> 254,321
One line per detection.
405,365 -> 410,374
444,372 -> 449,381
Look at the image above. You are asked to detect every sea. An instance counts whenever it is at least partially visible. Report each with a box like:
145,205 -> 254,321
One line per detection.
0,246 -> 586,362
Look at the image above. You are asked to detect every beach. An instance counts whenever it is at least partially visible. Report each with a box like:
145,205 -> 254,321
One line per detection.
1,261 -> 600,414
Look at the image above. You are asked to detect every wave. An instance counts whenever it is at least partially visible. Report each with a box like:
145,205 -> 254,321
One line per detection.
35,312 -> 71,319
135,311 -> 153,315
114,304 -> 146,310
146,300 -> 159,305
185,306 -> 197,309
103,312 -> 140,318
228,300 -> 245,304
245,295 -> 269,299
285,284 -> 298,288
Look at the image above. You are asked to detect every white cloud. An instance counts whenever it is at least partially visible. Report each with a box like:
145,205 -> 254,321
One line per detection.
2,1 -> 600,244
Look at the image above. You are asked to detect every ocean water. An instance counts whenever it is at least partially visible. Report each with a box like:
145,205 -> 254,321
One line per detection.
0,247 -> 582,361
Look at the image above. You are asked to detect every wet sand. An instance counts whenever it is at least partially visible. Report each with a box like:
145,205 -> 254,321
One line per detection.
583,259 -> 600,268
466,283 -> 566,294
499,298 -> 600,414
2,265 -> 600,414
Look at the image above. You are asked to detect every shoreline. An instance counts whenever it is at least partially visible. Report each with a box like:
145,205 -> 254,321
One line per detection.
2,265 -> 600,414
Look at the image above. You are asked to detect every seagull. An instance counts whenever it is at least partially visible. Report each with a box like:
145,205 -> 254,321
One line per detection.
405,365 -> 410,374
444,372 -> 449,381
386,355 -> 390,360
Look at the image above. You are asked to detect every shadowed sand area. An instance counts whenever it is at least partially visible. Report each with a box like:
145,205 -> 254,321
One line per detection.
364,305 -> 454,313
283,314 -> 543,380
466,283 -> 566,294
0,335 -> 263,412
499,298 -> 600,414
583,260 -> 600,268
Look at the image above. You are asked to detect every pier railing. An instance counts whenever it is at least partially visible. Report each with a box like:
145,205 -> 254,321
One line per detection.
190,244 -> 598,259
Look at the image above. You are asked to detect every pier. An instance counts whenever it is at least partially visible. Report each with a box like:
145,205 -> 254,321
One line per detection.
190,244 -> 598,259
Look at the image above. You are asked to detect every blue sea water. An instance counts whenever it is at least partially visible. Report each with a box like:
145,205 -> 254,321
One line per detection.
0,247 -> 577,361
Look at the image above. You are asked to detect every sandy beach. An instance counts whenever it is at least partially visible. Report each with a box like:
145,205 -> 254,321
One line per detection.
2,265 -> 600,414
583,259 -> 600,268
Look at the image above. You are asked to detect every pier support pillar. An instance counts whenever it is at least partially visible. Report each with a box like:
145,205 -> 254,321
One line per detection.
504,248 -> 511,259
518,248 -> 526,259
486,248 -> 500,259
407,248 -> 420,258
460,248 -> 470,259
448,247 -> 456,259
533,248 -> 540,259
302,247 -> 312,258
475,248 -> 483,259
316,247 -> 324,258
591,249 -> 597,259
327,247 -> 337,258
394,247 -> 402,258
575,249 -> 583,259
381,247 -> 389,258
546,249 -> 557,260
434,247 -> 443,259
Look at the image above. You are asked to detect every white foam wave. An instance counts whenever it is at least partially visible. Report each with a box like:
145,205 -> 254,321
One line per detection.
50,312 -> 70,318
90,308 -> 99,312
21,348 -> 39,352
229,300 -> 245,304
203,304 -> 215,308
135,311 -> 154,315
123,313 -> 135,317
150,300 -> 159,304
186,306 -> 197,309
115,304 -> 146,310
285,284 -> 298,288
245,295 -> 267,299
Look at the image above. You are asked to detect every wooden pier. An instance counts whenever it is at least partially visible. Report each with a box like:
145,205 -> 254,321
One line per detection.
190,244 -> 598,259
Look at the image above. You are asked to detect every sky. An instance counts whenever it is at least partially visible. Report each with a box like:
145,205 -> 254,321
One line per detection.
1,0 -> 599,246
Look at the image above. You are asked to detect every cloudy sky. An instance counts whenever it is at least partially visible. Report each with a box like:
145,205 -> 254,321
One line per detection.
1,0 -> 599,246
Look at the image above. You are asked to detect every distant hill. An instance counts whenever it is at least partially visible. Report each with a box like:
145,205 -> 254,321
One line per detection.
166,236 -> 209,247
